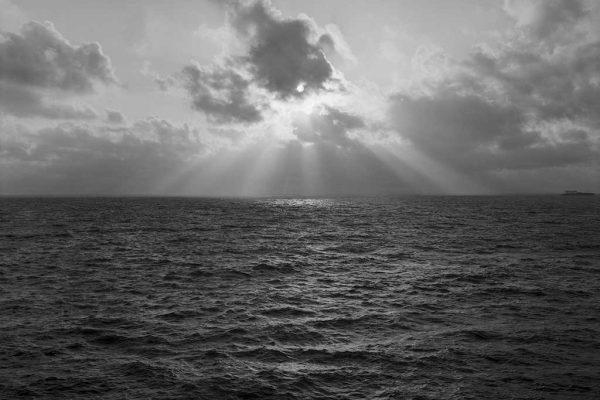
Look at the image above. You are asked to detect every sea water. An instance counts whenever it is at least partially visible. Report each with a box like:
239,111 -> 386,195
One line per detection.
1,196 -> 599,399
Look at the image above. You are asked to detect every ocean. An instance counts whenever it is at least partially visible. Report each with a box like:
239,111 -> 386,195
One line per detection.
1,196 -> 599,399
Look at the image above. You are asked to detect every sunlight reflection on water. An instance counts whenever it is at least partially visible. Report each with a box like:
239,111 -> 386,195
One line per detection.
263,198 -> 336,208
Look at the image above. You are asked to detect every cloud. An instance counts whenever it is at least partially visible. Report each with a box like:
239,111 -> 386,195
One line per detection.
228,0 -> 334,98
0,119 -> 206,195
0,21 -> 117,93
0,0 -> 26,32
105,109 -> 125,124
465,3 -> 600,128
0,115 -> 410,196
504,0 -> 588,44
180,63 -> 262,123
390,0 -> 600,164
0,20 -> 119,121
317,24 -> 357,66
389,91 -> 598,172
177,0 -> 348,123
0,81 -> 97,120
292,106 -> 364,148
466,43 -> 600,128
386,0 -> 600,192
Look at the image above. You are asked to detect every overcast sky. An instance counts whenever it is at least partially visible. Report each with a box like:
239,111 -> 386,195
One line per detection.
1,0 -> 598,195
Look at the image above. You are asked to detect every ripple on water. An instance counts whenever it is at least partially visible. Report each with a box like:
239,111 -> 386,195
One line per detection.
1,196 -> 599,399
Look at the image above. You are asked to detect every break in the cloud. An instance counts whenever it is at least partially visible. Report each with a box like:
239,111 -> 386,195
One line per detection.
177,0 -> 345,123
388,0 -> 600,188
0,21 -> 117,120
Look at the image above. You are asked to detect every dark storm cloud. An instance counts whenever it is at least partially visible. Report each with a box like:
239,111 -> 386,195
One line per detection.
0,119 -> 205,195
389,0 -> 600,177
0,21 -> 117,93
0,81 -> 97,120
180,64 -> 262,123
178,0 -> 343,123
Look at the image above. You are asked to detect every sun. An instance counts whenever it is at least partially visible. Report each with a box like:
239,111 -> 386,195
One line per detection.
263,82 -> 353,142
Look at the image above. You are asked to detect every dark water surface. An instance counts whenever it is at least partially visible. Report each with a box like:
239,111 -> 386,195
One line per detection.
1,196 -> 599,399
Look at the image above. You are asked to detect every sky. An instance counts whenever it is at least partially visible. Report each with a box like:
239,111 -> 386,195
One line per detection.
0,0 -> 599,196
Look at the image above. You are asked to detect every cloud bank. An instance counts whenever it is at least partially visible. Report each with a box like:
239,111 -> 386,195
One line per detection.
388,0 -> 600,191
1,119 -> 206,195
